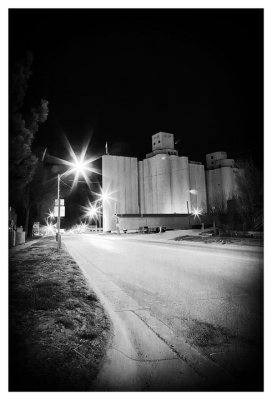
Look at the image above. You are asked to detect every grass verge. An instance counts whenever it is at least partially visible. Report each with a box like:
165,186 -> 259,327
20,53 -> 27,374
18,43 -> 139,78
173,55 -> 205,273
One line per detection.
172,235 -> 263,246
9,238 -> 111,391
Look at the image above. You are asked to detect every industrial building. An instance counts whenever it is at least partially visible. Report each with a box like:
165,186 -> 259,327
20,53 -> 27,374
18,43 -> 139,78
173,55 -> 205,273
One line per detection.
102,132 -> 238,232
206,151 -> 239,210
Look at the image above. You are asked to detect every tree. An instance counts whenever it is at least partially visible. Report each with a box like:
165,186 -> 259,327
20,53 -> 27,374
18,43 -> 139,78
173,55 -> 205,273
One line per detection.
25,160 -> 55,236
9,52 -> 49,234
234,159 -> 263,230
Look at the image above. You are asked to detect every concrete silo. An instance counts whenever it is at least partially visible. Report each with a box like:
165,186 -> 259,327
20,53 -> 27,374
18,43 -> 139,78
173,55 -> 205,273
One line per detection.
102,155 -> 139,231
189,162 -> 207,212
170,156 -> 191,213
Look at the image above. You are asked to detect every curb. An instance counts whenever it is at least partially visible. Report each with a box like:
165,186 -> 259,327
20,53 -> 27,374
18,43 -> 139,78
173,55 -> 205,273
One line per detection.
9,238 -> 42,253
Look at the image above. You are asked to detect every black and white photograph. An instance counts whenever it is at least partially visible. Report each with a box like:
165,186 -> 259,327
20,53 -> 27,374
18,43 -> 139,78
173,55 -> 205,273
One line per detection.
6,3 -> 266,394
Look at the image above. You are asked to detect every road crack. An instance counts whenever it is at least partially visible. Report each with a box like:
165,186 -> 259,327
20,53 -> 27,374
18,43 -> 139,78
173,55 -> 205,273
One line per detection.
110,346 -> 179,363
131,310 -> 207,381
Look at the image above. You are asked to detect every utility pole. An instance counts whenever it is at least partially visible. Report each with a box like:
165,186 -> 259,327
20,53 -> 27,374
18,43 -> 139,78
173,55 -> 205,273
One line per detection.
57,174 -> 61,250
187,201 -> 191,229
115,201 -> 120,234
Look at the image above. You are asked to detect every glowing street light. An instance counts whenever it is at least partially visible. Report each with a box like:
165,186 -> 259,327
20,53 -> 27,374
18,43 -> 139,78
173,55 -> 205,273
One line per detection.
56,152 -> 94,250
46,209 -> 55,221
192,207 -> 205,234
96,188 -> 112,203
44,135 -> 102,248
45,220 -> 55,236
87,204 -> 99,219
89,188 -> 115,231
81,200 -> 101,221
192,207 -> 202,218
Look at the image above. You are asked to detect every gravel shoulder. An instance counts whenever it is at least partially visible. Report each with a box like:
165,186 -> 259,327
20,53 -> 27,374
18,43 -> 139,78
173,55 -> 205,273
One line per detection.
9,238 -> 112,391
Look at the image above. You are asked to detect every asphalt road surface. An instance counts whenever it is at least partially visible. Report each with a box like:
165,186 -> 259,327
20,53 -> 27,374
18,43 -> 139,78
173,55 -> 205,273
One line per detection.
63,234 -> 263,391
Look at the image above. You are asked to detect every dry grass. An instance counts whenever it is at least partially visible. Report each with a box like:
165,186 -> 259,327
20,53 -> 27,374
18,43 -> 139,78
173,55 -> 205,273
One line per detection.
9,238 -> 111,391
173,235 -> 263,246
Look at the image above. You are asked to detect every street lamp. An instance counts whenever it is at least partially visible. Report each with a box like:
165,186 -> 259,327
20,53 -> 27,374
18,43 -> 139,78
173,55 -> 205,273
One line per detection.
192,207 -> 204,234
88,207 -> 97,219
192,208 -> 202,218
188,189 -> 198,229
211,206 -> 216,235
93,188 -> 112,232
57,173 -> 62,249
56,153 -> 93,250
88,187 -> 116,232
98,190 -> 110,202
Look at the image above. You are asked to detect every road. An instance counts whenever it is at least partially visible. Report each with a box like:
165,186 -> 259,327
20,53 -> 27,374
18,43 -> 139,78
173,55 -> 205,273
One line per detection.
63,234 -> 263,391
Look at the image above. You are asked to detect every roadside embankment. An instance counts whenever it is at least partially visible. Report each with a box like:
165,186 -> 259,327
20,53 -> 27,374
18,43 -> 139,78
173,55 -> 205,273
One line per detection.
9,238 -> 111,391
109,229 -> 263,253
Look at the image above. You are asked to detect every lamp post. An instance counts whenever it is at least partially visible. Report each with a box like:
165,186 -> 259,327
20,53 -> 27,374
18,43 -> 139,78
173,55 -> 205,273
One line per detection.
55,150 -> 94,250
186,200 -> 191,229
192,207 -> 204,233
188,189 -> 199,229
57,173 -> 61,250
212,206 -> 216,235
95,189 -> 111,233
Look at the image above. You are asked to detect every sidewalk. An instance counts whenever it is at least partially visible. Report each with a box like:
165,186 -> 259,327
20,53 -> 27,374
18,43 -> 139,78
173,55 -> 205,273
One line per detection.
9,238 -> 41,253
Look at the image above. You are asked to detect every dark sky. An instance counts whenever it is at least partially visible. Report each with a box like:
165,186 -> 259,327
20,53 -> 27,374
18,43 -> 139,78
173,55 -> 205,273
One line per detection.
9,8 -> 263,166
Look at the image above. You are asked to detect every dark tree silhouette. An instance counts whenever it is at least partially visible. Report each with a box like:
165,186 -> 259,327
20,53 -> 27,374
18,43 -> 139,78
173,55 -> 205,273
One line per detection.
26,159 -> 57,236
9,51 -> 49,235
234,159 -> 263,230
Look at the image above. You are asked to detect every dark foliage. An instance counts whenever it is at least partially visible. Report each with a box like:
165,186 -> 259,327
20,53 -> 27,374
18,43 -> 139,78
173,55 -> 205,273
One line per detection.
234,159 -> 263,230
9,52 -> 49,234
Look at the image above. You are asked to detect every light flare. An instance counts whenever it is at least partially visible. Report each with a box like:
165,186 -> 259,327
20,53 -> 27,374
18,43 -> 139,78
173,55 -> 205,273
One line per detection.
45,209 -> 55,219
45,220 -> 56,236
92,186 -> 116,203
192,207 -> 203,218
76,222 -> 88,233
47,134 -> 101,191
81,200 -> 102,221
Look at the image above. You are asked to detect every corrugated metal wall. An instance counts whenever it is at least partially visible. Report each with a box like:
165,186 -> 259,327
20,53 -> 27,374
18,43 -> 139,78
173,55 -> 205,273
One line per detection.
189,163 -> 207,212
102,155 -> 139,231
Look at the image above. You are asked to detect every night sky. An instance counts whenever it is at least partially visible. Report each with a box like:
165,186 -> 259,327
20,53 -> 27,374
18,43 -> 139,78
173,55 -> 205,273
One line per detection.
9,8 -> 263,166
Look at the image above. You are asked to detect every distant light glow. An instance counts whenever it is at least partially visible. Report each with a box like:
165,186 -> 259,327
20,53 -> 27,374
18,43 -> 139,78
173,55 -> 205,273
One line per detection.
81,200 -> 102,221
46,209 -> 55,220
87,204 -> 100,219
45,220 -> 56,236
71,222 -> 88,234
79,222 -> 87,233
192,207 -> 203,218
88,208 -> 97,218
99,190 -> 110,202
92,186 -> 116,203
